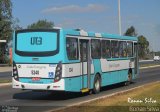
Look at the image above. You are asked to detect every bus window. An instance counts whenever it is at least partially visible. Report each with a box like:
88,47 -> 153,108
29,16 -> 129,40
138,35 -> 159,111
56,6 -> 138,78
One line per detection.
80,41 -> 87,61
127,42 -> 133,57
91,39 -> 101,59
119,41 -> 127,57
102,40 -> 111,58
66,37 -> 79,60
111,40 -> 119,58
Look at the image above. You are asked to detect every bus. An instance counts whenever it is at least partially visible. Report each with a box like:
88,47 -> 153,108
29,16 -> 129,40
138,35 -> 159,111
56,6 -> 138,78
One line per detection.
12,28 -> 138,93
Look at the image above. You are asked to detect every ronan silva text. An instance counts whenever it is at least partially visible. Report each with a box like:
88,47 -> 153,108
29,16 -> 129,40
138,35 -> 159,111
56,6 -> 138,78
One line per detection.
128,97 -> 157,104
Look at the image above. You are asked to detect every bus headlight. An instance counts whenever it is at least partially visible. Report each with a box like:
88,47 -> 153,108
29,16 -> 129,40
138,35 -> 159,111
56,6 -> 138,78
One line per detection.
13,61 -> 19,81
54,61 -> 62,82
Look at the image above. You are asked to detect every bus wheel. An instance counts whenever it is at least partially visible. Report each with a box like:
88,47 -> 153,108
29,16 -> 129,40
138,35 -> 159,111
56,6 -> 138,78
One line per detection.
125,72 -> 132,86
93,75 -> 101,94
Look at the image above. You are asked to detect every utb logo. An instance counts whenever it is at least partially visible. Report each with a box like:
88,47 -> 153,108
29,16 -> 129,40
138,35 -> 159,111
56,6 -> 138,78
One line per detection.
31,37 -> 42,45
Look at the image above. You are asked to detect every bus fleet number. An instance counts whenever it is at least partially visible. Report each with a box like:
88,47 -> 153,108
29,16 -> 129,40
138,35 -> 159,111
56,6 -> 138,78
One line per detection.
31,70 -> 39,75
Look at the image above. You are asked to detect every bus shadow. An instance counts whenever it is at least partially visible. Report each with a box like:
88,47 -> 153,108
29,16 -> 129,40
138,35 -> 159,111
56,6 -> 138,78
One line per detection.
12,91 -> 87,101
101,81 -> 135,92
13,81 -> 136,101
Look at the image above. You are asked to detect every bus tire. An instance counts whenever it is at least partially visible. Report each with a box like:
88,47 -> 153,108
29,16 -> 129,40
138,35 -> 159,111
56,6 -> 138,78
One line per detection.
93,74 -> 101,94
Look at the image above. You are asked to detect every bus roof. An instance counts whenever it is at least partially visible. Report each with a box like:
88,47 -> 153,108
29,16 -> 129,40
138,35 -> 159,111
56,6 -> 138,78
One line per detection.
63,28 -> 137,41
15,28 -> 138,41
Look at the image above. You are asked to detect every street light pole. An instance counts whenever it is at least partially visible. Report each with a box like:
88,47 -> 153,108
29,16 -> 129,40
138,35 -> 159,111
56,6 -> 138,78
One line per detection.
118,0 -> 122,35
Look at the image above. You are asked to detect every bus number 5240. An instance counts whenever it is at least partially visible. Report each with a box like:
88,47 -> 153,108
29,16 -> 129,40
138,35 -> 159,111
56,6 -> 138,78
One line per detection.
31,70 -> 39,75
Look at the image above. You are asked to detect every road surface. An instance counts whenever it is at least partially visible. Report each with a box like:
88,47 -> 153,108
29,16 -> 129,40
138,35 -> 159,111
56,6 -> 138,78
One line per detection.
0,66 -> 160,112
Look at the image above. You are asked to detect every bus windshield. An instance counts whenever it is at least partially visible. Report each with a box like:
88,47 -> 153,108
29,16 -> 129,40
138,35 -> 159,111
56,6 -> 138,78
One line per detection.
15,29 -> 59,57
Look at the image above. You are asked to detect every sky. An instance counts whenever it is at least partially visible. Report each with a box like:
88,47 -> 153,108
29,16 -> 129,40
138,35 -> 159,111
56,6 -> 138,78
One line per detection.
12,0 -> 160,51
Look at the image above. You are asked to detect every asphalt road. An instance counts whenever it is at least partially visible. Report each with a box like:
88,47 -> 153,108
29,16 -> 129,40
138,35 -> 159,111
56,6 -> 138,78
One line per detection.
0,72 -> 11,80
0,66 -> 160,112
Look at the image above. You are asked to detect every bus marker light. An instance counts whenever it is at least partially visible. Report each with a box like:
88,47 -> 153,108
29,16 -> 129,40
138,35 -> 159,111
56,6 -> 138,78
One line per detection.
13,66 -> 16,70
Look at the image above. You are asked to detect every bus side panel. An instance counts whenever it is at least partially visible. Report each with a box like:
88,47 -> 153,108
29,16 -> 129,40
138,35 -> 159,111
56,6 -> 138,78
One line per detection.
64,75 -> 88,92
64,74 -> 96,92
101,69 -> 129,86
64,77 -> 81,92
90,74 -> 95,89
100,59 -> 135,86
92,59 -> 102,82
63,62 -> 94,92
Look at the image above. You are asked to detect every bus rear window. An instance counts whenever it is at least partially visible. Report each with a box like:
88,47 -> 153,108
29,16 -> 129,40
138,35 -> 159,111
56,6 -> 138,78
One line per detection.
15,29 -> 59,57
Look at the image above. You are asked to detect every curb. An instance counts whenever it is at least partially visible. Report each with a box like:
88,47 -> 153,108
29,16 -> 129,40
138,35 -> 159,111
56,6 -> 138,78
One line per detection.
45,81 -> 160,112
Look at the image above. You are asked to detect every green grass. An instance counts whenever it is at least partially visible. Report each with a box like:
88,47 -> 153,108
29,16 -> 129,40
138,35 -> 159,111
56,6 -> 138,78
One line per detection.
140,63 -> 160,67
0,79 -> 11,83
54,82 -> 160,112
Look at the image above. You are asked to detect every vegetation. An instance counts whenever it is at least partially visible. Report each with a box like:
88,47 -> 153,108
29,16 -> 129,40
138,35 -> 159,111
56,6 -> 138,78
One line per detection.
141,64 -> 160,68
0,0 -> 22,41
0,79 -> 11,83
27,19 -> 54,29
124,26 -> 150,59
0,0 -> 12,41
155,51 -> 160,56
138,35 -> 150,59
124,26 -> 137,37
54,82 -> 160,112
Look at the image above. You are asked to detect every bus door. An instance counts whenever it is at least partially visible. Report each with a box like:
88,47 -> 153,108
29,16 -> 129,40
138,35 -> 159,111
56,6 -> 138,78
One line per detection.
134,43 -> 138,75
80,39 -> 91,92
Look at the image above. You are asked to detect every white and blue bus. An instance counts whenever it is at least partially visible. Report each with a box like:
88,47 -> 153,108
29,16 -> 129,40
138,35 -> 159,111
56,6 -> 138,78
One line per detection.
12,28 -> 138,93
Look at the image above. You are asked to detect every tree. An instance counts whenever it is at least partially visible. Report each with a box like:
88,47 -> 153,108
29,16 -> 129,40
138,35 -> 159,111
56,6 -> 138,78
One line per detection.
124,26 -> 137,37
0,0 -> 12,41
12,18 -> 23,30
138,35 -> 149,59
27,19 -> 54,29
124,26 -> 149,59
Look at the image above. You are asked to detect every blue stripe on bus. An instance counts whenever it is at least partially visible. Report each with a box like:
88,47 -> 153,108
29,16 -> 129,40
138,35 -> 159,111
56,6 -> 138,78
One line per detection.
88,32 -> 96,37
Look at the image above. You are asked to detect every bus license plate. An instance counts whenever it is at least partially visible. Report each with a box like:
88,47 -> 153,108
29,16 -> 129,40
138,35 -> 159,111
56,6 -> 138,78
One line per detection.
32,77 -> 40,81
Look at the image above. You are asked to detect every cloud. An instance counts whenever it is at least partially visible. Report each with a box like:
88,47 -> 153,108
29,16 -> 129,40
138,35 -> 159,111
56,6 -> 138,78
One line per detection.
57,19 -> 76,27
42,4 -> 107,14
